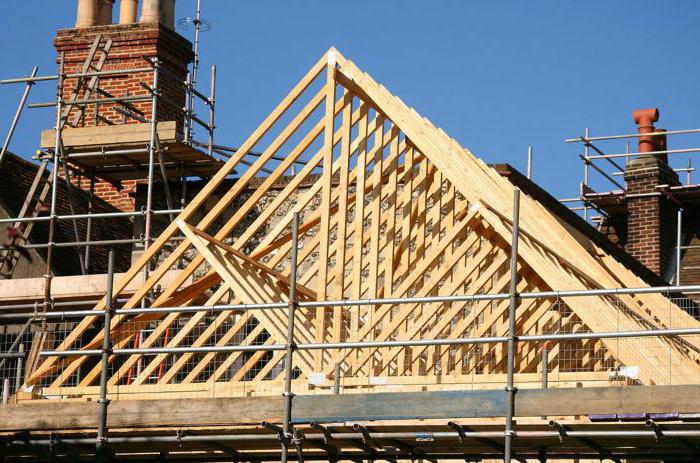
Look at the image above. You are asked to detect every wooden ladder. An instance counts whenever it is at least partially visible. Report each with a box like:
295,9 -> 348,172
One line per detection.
61,33 -> 113,129
0,160 -> 53,278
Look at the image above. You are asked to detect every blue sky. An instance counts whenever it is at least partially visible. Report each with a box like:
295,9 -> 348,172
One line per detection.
2,0 -> 699,201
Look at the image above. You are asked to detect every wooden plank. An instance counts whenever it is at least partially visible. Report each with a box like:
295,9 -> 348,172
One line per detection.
315,55 -> 338,370
0,396 -> 283,431
41,122 -> 178,149
332,98 -> 353,304
382,127 -> 400,297
4,385 -> 700,431
0,270 -> 189,304
367,117 -> 385,299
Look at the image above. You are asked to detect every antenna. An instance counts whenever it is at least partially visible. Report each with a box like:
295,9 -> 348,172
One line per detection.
178,0 -> 211,143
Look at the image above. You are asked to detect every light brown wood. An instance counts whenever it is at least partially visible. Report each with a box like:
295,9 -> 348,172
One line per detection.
28,47 -> 700,399
41,121 -> 177,149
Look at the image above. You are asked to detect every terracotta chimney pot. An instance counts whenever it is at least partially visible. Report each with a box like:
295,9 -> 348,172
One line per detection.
162,0 -> 176,29
140,0 -> 161,23
119,0 -> 139,24
96,0 -> 115,25
632,108 -> 660,156
76,0 -> 98,28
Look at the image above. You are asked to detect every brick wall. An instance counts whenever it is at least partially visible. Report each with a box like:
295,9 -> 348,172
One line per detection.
680,214 -> 700,286
597,216 -> 627,248
624,157 -> 680,277
67,175 -> 138,212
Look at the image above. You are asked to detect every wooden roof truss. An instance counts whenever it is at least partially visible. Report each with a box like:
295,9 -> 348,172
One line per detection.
28,49 -> 700,395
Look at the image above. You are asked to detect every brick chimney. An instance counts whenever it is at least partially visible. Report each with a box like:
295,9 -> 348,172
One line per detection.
624,108 -> 680,277
53,0 -> 193,211
57,0 -> 191,129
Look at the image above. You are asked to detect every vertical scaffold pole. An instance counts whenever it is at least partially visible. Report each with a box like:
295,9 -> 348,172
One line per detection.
1,379 -> 8,405
583,128 -> 590,222
208,64 -> 216,159
144,58 -> 160,252
0,66 -> 38,166
281,212 -> 300,463
191,0 -> 202,97
15,344 -> 24,393
183,71 -> 192,144
333,362 -> 341,395
96,249 -> 115,458
676,208 -> 683,287
504,188 -> 521,463
526,145 -> 532,180
85,173 -> 95,268
44,54 -> 65,317
540,344 -> 548,389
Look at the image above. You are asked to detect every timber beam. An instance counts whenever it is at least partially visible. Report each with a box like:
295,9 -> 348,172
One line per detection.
1,385 -> 700,432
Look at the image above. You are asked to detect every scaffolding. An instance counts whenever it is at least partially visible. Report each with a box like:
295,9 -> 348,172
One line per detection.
0,33 -> 699,461
1,202 -> 700,461
0,21 -> 230,329
561,126 -> 700,291
562,126 -> 700,223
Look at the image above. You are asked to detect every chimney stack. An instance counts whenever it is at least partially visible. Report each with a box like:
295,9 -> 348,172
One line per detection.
58,0 -> 193,213
119,0 -> 139,24
624,108 -> 680,278
62,0 -> 191,130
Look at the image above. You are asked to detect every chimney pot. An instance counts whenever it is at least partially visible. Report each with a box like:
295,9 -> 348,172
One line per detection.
632,108 -> 659,127
76,0 -> 98,28
139,0 -> 161,24
139,0 -> 175,28
162,0 -> 176,29
96,0 -> 115,25
119,0 -> 139,24
633,108 -> 661,157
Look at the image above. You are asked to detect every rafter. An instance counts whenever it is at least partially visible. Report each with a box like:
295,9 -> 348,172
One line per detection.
31,47 -> 700,394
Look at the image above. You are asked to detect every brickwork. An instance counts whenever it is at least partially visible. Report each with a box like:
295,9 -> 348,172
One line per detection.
67,175 -> 139,212
680,214 -> 700,287
624,157 -> 680,276
597,216 -> 626,247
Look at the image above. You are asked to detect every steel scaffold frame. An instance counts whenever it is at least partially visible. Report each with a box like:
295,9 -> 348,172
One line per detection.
1,194 -> 700,461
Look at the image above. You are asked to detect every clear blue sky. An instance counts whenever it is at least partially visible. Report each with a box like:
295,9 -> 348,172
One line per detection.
2,0 -> 699,201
